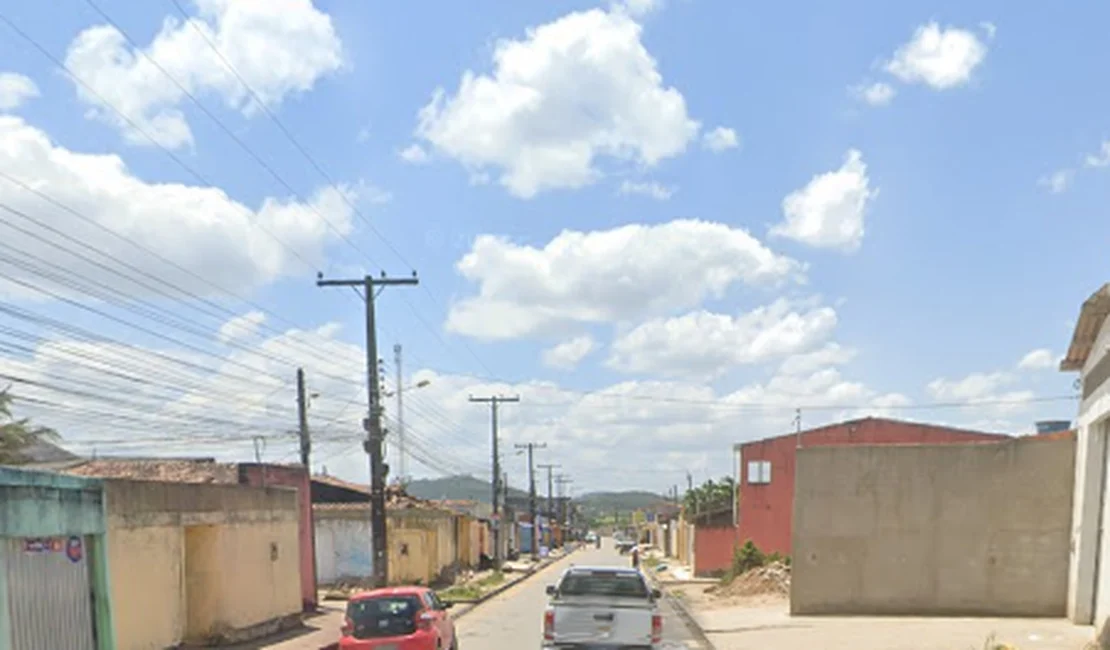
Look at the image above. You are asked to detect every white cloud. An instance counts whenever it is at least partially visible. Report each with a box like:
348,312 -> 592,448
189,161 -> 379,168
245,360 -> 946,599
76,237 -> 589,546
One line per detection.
217,311 -> 266,343
979,21 -> 998,40
926,371 -> 1034,419
415,7 -> 699,198
885,22 -> 988,90
771,149 -> 877,253
613,0 -> 662,18
0,73 -> 40,110
1017,348 -> 1056,370
0,116 -> 355,298
1085,141 -> 1110,168
542,336 -> 596,370
1038,169 -> 1073,194
446,219 -> 804,340
607,299 -> 839,378
702,127 -> 739,152
618,180 -> 674,200
399,144 -> 430,164
778,342 -> 857,376
853,82 -> 896,107
64,0 -> 343,149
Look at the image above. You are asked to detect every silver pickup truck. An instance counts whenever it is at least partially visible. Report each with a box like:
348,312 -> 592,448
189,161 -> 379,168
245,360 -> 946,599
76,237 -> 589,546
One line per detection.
542,565 -> 663,649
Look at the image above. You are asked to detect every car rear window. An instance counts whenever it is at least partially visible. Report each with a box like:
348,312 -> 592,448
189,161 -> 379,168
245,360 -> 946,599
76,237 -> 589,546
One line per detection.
346,595 -> 421,639
559,571 -> 649,598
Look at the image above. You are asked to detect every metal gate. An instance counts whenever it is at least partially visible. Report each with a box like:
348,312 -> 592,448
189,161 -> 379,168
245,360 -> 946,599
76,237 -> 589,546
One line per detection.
6,536 -> 97,650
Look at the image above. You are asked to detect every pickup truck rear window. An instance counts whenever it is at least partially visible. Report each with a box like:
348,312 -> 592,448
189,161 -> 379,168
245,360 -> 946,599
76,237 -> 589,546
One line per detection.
559,572 -> 649,598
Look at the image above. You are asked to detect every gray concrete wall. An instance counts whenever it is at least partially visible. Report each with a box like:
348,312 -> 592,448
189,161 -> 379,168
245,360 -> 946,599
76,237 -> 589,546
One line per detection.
791,436 -> 1075,617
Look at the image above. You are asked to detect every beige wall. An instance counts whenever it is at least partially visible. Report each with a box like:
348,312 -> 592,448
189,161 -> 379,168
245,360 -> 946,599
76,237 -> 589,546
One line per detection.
792,436 -> 1076,617
104,480 -> 301,649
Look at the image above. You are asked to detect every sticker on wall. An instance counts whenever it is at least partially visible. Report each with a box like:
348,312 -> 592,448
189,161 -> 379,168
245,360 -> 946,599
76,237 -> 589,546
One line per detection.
50,538 -> 64,553
23,538 -> 49,553
66,536 -> 84,563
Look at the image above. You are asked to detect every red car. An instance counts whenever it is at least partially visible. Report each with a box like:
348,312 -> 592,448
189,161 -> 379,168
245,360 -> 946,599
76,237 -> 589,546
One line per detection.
339,586 -> 458,650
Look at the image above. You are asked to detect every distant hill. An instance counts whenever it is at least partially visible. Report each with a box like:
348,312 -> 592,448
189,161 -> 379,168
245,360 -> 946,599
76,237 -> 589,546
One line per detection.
406,475 -> 528,503
576,490 -> 672,517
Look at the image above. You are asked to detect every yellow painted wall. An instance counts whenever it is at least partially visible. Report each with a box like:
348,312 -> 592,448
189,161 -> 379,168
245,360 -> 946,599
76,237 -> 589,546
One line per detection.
108,526 -> 185,650
388,528 -> 434,584
102,479 -> 301,649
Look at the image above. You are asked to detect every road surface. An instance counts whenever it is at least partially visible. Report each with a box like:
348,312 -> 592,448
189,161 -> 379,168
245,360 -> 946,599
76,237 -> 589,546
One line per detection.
456,543 -> 706,649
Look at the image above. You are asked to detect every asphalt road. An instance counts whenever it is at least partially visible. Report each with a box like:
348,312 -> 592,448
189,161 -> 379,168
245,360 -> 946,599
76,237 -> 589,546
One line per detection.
455,543 -> 706,649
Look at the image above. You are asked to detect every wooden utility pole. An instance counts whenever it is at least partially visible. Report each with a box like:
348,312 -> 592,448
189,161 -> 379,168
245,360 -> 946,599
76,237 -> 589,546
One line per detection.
316,271 -> 418,587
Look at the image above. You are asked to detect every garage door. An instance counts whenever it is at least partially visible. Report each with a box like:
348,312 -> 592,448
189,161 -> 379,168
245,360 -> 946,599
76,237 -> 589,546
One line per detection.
6,536 -> 97,650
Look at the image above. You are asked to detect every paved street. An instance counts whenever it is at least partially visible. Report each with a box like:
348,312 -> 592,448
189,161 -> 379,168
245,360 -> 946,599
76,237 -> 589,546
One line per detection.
456,543 -> 706,649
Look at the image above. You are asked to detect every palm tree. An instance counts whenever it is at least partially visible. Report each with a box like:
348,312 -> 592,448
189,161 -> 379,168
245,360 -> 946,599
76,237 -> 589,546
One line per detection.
0,388 -> 59,464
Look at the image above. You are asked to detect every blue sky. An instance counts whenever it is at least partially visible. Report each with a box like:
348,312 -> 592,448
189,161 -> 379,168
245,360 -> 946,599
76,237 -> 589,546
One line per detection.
0,0 -> 1104,491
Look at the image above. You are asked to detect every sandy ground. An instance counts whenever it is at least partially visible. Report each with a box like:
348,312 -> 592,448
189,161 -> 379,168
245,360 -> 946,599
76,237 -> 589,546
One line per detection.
668,584 -> 1098,650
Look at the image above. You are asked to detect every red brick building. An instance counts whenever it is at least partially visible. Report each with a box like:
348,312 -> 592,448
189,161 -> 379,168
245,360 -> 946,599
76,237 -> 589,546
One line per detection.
734,417 -> 1010,557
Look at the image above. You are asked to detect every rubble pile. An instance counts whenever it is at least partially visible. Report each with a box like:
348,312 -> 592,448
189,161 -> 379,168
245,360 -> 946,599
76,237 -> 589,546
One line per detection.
708,561 -> 791,598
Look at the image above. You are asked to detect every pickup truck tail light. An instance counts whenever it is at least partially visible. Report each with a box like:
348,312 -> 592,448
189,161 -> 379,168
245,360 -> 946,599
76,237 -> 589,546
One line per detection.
651,613 -> 663,644
543,609 -> 555,641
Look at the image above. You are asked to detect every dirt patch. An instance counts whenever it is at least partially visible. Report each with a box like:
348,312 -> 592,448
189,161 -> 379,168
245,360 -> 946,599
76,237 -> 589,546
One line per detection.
708,561 -> 791,599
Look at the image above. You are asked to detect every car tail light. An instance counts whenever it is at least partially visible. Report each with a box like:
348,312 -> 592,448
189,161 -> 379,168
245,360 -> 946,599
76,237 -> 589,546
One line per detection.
340,616 -> 353,637
543,609 -> 555,641
651,613 -> 663,644
416,611 -> 435,631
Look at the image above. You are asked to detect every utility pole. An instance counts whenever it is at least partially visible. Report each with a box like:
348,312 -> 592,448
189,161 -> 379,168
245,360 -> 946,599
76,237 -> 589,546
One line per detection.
394,344 -> 405,485
317,271 -> 418,587
794,407 -> 803,448
516,442 -> 547,560
296,368 -> 310,468
469,395 -> 520,567
537,463 -> 560,525
555,475 -> 574,529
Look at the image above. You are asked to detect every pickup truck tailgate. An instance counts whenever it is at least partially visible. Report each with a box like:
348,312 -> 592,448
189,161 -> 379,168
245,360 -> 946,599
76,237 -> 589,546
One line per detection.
551,600 -> 655,645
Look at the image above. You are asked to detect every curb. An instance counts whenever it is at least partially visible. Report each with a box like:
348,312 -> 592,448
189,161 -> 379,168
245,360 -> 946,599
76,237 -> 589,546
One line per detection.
646,567 -> 717,650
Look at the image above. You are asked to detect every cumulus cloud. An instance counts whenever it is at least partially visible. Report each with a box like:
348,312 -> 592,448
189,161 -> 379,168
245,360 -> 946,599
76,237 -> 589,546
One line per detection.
414,7 -> 699,198
218,311 -> 266,344
771,149 -> 877,253
446,219 -> 804,340
64,0 -> 343,148
1017,348 -> 1056,370
607,299 -> 839,378
702,127 -> 739,152
0,116 -> 355,298
852,82 -> 896,107
1038,169 -> 1073,194
0,73 -> 40,110
542,336 -> 596,370
885,22 -> 988,90
399,144 -> 430,164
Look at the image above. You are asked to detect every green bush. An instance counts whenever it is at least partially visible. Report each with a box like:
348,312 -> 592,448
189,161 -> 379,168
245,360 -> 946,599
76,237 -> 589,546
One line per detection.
731,540 -> 766,576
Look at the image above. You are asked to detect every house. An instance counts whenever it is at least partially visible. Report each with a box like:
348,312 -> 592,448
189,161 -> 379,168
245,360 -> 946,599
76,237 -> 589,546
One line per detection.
0,466 -> 115,650
49,458 -> 318,613
1061,282 -> 1110,630
733,417 -> 1012,558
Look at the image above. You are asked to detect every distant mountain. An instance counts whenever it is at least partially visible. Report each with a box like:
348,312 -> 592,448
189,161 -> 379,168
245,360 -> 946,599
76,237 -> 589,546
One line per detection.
576,490 -> 672,516
406,475 -> 528,504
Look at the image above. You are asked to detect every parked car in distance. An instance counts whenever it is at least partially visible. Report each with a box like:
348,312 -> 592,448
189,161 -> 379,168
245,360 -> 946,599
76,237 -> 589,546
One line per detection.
340,586 -> 457,650
542,566 -> 663,649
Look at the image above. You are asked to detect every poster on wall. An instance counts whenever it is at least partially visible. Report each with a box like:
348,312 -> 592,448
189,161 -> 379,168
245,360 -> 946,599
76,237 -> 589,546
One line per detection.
21,536 -> 83,562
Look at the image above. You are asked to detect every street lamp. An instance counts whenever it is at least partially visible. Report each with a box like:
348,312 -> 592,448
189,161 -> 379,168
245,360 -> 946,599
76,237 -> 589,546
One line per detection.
382,379 -> 431,485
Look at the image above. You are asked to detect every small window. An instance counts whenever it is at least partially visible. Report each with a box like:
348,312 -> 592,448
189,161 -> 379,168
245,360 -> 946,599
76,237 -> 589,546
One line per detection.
747,460 -> 771,485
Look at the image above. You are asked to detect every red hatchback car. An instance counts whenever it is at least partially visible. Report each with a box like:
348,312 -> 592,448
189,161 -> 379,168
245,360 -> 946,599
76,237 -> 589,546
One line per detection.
339,586 -> 458,650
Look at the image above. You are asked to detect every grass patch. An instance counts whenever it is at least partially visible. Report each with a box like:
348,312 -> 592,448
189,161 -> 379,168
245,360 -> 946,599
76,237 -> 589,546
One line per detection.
437,571 -> 507,603
643,556 -> 662,570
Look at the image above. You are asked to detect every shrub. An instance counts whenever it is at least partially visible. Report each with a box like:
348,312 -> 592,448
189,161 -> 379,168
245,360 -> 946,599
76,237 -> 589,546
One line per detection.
731,540 -> 766,576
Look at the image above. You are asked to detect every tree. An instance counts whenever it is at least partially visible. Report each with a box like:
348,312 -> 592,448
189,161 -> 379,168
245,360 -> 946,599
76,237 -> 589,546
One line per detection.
0,388 -> 59,464
684,476 -> 736,525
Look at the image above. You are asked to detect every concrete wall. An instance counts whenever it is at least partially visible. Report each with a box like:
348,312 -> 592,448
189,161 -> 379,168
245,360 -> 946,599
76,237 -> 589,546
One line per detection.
1070,313 -> 1110,628
738,418 -> 1011,556
104,479 -> 301,649
238,464 -> 317,611
314,509 -> 373,584
0,468 -> 115,650
792,436 -> 1075,617
694,525 -> 739,577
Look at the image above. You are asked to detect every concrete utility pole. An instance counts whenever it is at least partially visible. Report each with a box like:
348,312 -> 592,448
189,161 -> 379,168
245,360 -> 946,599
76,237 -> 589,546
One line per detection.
555,475 -> 574,528
516,442 -> 547,560
469,394 -> 519,567
296,367 -> 310,468
394,344 -> 405,485
317,271 -> 418,587
794,407 -> 803,448
537,463 -> 560,529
